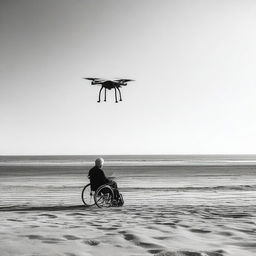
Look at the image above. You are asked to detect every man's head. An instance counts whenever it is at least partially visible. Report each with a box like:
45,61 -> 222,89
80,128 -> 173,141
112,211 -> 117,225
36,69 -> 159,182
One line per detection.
95,158 -> 104,169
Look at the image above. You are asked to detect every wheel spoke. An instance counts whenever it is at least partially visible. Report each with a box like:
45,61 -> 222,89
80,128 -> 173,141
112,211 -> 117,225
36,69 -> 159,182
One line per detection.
96,195 -> 104,204
94,185 -> 114,208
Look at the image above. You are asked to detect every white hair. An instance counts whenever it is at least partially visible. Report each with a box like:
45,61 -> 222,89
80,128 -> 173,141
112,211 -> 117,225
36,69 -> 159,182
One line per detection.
95,157 -> 104,167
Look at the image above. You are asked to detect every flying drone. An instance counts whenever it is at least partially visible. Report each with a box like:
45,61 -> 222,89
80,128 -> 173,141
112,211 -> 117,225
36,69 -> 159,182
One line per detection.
84,78 -> 134,103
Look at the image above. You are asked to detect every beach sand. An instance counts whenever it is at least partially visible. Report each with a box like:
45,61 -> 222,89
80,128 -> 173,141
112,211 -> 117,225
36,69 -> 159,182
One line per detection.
1,204 -> 255,256
0,157 -> 256,256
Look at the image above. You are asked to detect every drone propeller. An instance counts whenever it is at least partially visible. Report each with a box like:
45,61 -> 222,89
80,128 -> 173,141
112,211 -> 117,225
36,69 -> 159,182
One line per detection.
113,79 -> 134,83
84,77 -> 100,81
83,77 -> 107,84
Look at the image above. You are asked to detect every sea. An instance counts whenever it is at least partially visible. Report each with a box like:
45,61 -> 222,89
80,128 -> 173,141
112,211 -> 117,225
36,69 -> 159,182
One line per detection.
1,155 -> 256,209
0,155 -> 256,256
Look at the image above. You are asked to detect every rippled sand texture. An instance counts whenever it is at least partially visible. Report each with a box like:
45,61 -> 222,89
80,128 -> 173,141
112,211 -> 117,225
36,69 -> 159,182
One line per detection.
0,205 -> 255,256
0,163 -> 256,256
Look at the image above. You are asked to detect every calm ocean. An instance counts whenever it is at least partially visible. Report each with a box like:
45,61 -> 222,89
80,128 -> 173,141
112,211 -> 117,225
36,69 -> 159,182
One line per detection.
0,155 -> 256,209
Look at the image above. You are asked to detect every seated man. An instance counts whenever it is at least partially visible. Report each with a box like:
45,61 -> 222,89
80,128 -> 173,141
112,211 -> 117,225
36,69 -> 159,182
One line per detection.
88,158 -> 123,206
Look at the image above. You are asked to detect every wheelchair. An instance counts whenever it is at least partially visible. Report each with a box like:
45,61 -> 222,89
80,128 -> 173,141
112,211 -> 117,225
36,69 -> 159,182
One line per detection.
81,183 -> 124,208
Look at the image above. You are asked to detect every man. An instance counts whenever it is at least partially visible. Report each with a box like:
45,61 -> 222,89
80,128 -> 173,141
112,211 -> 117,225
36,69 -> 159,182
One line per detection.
88,158 -> 123,206
88,157 -> 119,197
88,158 -> 110,191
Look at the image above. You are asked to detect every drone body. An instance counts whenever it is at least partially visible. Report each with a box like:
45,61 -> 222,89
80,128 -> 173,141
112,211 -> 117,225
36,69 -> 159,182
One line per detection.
84,78 -> 134,103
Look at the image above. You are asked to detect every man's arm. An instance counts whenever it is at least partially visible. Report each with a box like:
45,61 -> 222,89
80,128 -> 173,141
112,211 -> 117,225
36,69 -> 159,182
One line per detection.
100,169 -> 110,183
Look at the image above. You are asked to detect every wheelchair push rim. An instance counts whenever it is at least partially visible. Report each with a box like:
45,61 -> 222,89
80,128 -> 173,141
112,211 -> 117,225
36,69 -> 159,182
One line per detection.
94,185 -> 114,208
81,183 -> 95,206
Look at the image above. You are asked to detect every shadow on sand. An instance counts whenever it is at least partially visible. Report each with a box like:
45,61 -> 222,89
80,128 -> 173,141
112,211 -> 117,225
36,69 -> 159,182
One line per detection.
0,205 -> 89,212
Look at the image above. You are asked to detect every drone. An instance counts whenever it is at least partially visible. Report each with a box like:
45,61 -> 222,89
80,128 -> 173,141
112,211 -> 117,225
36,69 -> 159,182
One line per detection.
84,78 -> 134,103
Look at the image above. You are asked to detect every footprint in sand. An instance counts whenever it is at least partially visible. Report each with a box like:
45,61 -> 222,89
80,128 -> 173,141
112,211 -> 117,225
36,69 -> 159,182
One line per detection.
7,218 -> 23,222
217,231 -> 233,236
179,224 -> 190,228
25,234 -> 64,244
97,227 -> 118,231
63,235 -> 81,240
90,223 -> 102,227
42,238 -> 64,244
105,233 -> 116,236
162,222 -> 176,228
148,249 -> 163,254
29,225 -> 40,228
66,213 -> 86,216
139,242 -> 163,249
123,233 -> 136,241
153,236 -> 169,240
189,228 -> 211,233
38,214 -> 57,219
122,232 -> 165,251
154,249 -> 225,256
26,235 -> 44,240
155,251 -> 201,256
83,239 -> 100,246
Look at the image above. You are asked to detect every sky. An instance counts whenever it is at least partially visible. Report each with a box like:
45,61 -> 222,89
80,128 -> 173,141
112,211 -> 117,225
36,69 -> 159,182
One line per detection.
1,0 -> 256,155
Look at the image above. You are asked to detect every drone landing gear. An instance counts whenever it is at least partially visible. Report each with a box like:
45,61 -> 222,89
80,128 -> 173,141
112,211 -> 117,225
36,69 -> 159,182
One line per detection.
98,86 -> 104,103
97,86 -> 123,103
114,88 -> 118,103
117,88 -> 122,101
104,88 -> 107,102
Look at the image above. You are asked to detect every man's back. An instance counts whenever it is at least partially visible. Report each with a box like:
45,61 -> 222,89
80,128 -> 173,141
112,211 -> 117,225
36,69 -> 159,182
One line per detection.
88,166 -> 109,191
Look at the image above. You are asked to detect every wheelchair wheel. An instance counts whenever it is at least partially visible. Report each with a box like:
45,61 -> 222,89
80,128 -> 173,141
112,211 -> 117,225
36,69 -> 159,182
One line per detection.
81,184 -> 95,206
94,185 -> 114,208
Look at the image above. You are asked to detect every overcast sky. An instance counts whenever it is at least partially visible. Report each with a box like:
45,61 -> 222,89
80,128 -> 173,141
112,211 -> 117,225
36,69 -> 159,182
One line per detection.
1,0 -> 256,155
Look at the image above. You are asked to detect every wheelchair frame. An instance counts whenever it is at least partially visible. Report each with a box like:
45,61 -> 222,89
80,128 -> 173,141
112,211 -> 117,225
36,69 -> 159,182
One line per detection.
81,183 -> 122,208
